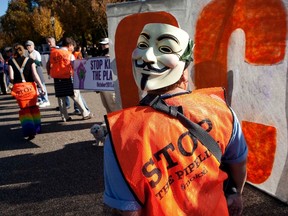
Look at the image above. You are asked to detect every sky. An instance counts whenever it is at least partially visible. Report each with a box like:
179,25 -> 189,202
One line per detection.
0,0 -> 9,17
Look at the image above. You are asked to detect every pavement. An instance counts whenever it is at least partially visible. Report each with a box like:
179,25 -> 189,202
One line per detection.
0,73 -> 288,215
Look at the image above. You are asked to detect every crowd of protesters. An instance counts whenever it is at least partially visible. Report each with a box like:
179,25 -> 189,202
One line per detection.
0,36 -> 117,140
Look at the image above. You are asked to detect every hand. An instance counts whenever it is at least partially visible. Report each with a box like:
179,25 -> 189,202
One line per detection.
40,88 -> 45,95
8,82 -> 13,90
226,193 -> 243,216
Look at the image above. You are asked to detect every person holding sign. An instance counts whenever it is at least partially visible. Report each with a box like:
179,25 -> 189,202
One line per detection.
103,23 -> 247,215
97,38 -> 117,113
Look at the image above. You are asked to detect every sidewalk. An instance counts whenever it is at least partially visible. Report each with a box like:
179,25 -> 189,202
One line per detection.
0,75 -> 287,215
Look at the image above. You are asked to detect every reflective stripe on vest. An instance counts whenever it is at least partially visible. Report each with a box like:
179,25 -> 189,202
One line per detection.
49,49 -> 73,78
106,87 -> 233,216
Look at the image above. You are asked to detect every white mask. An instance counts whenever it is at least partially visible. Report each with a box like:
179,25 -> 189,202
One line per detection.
132,23 -> 193,91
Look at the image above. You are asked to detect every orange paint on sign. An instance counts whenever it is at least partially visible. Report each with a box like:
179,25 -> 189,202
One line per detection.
114,2 -> 286,186
242,121 -> 276,184
194,0 -> 286,89
115,12 -> 178,108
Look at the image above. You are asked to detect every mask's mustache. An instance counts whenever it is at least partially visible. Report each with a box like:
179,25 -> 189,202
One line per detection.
135,60 -> 169,73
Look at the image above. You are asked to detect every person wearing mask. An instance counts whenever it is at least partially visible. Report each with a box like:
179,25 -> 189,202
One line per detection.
25,40 -> 50,108
103,23 -> 247,216
8,44 -> 45,140
48,37 -> 92,122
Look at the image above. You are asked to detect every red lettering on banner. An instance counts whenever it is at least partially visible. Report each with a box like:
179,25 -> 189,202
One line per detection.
193,0 -> 286,184
242,121 -> 277,184
194,0 -> 286,89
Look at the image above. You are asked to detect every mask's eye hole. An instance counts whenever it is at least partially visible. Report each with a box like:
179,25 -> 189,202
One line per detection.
159,46 -> 173,54
137,42 -> 148,49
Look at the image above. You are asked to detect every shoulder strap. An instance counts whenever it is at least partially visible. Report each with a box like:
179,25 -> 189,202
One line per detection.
140,94 -> 222,162
12,57 -> 29,82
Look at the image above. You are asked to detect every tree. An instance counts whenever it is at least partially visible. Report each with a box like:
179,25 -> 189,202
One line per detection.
0,0 -> 129,49
31,7 -> 64,42
1,0 -> 34,45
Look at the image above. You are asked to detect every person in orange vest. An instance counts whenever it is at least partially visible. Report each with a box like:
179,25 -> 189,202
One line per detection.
46,36 -> 71,110
73,45 -> 83,60
103,23 -> 247,216
48,37 -> 92,122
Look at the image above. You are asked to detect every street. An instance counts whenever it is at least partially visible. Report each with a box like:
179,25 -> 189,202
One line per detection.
0,73 -> 287,215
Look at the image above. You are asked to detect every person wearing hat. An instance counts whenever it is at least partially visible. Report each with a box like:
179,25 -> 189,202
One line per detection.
25,40 -> 50,108
98,38 -> 110,56
96,37 -> 117,114
103,23 -> 247,215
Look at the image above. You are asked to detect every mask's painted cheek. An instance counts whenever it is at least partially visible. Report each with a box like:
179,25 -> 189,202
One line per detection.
132,48 -> 147,61
158,54 -> 181,69
132,49 -> 140,60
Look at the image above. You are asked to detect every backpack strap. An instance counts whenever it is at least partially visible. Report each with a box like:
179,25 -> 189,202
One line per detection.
12,57 -> 29,82
140,94 -> 222,162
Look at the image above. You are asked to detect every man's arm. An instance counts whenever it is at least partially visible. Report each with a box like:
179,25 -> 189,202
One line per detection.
221,109 -> 248,216
33,51 -> 42,66
104,136 -> 142,213
228,159 -> 247,195
226,159 -> 247,216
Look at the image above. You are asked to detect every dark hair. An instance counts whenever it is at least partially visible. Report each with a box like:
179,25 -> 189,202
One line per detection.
13,44 -> 25,57
62,37 -> 75,47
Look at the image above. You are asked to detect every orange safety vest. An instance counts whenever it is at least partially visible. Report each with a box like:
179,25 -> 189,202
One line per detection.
106,87 -> 233,216
49,48 -> 73,78
73,51 -> 82,59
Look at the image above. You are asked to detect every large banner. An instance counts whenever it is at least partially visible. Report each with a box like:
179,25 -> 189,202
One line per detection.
73,57 -> 114,91
107,0 -> 288,203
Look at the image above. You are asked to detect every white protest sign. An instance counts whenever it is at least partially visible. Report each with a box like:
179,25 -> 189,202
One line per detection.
73,57 -> 114,91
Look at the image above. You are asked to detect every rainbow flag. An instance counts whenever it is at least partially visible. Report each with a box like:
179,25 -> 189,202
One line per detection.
19,106 -> 41,137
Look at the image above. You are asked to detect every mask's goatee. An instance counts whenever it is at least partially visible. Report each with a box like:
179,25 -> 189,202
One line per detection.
141,74 -> 149,90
